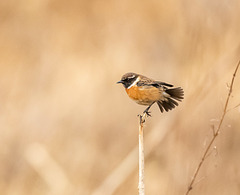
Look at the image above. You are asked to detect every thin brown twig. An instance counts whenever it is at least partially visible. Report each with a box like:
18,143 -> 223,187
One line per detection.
226,103 -> 240,113
185,59 -> 240,195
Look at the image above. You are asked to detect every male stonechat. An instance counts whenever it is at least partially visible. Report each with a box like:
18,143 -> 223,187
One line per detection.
117,72 -> 184,116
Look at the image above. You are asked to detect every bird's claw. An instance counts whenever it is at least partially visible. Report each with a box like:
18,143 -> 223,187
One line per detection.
143,110 -> 152,117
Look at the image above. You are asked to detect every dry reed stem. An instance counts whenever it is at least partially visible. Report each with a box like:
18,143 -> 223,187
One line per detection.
91,115 -> 170,195
138,113 -> 147,195
185,59 -> 240,195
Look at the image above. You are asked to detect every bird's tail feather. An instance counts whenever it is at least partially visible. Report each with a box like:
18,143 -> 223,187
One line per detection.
157,87 -> 184,113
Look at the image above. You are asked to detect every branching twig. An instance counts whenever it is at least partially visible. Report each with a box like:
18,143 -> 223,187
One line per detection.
138,112 -> 147,195
185,59 -> 240,195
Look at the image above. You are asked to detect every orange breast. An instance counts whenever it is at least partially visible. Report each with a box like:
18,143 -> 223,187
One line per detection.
125,85 -> 163,105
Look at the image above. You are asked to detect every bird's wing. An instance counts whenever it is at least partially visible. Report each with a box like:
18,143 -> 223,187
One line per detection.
137,76 -> 173,88
154,81 -> 173,87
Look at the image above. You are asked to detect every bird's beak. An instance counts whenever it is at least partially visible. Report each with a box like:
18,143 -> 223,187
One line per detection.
116,80 -> 123,84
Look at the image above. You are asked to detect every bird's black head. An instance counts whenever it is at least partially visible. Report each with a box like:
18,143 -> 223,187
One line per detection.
117,72 -> 139,88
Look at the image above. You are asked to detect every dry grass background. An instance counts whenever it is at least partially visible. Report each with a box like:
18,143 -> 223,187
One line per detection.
0,0 -> 240,195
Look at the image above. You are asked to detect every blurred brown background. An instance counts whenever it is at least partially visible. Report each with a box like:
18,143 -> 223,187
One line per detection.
1,0 -> 240,195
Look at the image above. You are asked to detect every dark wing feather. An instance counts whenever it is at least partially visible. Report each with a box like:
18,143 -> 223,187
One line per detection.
155,81 -> 173,87
136,75 -> 173,88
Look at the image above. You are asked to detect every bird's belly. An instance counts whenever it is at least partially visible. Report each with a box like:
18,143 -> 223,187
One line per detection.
125,85 -> 162,105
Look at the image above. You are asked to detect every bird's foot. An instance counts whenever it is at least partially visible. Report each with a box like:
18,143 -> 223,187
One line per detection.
143,110 -> 151,117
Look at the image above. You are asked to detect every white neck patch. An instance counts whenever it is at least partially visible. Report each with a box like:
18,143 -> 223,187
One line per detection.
127,76 -> 140,89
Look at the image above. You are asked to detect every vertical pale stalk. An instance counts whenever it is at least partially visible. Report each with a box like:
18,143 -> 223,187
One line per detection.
138,113 -> 146,195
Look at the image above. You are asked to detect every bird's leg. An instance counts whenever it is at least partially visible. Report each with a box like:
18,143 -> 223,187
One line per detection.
143,102 -> 155,117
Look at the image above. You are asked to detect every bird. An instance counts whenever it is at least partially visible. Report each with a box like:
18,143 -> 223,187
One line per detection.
117,72 -> 184,116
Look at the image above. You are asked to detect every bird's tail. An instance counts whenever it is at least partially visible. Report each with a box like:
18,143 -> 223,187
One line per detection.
157,87 -> 184,113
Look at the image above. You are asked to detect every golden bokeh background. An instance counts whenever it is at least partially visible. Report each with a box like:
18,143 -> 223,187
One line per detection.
1,1 -> 240,194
